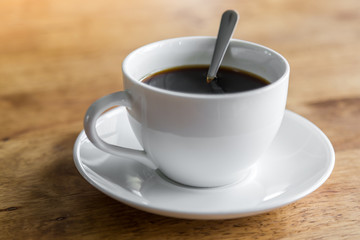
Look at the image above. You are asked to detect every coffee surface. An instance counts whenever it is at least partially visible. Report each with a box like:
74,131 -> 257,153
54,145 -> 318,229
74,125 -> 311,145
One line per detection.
142,65 -> 270,94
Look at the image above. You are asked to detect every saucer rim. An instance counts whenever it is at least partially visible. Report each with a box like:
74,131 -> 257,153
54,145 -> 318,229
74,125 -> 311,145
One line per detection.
73,108 -> 335,219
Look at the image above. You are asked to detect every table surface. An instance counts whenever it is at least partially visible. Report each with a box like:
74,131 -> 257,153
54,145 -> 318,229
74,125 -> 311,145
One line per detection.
1,0 -> 360,239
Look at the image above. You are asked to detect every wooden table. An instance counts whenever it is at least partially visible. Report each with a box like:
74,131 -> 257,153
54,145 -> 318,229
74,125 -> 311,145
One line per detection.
1,0 -> 359,239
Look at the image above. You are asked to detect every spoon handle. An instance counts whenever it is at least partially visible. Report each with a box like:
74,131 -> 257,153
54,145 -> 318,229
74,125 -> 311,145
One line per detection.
207,10 -> 239,83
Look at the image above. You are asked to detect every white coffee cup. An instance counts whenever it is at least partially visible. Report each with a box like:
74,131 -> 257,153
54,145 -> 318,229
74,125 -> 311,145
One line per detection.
84,36 -> 289,188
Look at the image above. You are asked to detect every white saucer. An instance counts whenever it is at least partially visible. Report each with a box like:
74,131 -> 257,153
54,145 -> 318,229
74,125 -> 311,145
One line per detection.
73,107 -> 335,220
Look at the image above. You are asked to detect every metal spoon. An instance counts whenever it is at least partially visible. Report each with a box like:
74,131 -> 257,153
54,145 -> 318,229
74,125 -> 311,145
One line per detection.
207,10 -> 239,89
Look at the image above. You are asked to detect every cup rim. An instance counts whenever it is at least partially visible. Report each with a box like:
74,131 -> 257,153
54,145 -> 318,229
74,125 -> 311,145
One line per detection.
122,36 -> 290,99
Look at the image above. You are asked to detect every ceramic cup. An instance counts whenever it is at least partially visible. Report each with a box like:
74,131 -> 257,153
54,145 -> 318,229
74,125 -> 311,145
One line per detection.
84,36 -> 290,188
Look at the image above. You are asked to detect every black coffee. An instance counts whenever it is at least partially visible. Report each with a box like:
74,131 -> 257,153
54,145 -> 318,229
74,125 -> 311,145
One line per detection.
142,65 -> 270,94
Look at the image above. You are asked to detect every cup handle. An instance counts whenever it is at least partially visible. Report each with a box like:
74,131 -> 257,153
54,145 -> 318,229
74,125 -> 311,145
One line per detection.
83,91 -> 157,169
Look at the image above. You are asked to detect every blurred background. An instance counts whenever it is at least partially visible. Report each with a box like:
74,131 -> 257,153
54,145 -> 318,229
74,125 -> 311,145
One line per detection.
1,0 -> 358,135
1,0 -> 359,143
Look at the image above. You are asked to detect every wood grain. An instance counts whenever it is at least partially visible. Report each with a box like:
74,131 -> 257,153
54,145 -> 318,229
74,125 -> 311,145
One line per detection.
1,0 -> 360,239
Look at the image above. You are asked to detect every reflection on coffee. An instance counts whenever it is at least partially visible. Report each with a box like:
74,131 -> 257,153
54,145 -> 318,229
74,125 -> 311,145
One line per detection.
142,65 -> 270,94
